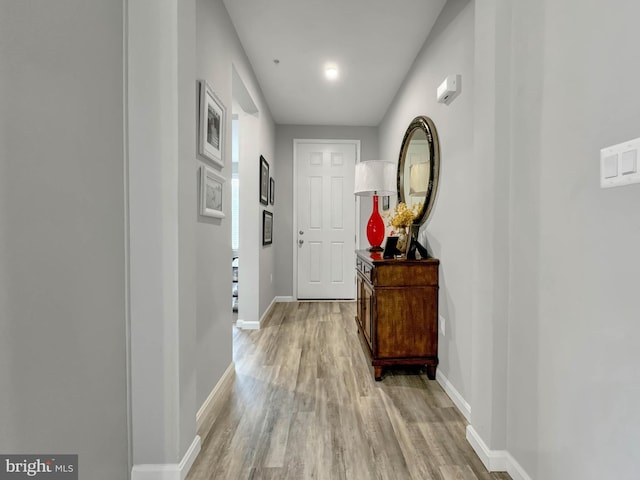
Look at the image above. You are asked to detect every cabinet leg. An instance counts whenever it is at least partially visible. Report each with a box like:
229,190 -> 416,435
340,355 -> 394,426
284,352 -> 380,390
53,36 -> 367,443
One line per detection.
374,366 -> 383,381
425,365 -> 437,380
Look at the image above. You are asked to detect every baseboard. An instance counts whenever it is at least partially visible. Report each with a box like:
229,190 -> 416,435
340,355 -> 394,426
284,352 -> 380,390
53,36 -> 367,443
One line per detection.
297,299 -> 356,302
274,296 -> 294,302
465,426 -> 533,480
435,370 -> 471,421
236,319 -> 260,330
131,435 -> 201,480
466,425 -> 508,472
505,454 -> 534,480
237,297 -> 293,330
196,362 -> 235,431
241,297 -> 357,327
260,296 -> 278,324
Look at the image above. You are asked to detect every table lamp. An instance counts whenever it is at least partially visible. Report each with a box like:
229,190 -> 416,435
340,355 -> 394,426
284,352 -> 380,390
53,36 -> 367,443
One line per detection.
354,160 -> 396,251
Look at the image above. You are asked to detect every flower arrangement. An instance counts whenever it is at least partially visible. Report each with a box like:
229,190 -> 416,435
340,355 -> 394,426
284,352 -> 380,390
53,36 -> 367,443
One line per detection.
385,202 -> 421,254
386,202 -> 421,234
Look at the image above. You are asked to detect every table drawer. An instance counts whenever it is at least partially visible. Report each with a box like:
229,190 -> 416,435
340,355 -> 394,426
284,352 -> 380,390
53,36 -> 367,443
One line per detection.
356,257 -> 373,282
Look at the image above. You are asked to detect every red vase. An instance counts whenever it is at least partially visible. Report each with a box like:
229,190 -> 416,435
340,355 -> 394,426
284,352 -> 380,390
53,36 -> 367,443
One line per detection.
366,196 -> 385,252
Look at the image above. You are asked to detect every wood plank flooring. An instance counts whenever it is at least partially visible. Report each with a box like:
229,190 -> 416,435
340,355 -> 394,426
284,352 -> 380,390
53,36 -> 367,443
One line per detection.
188,302 -> 511,480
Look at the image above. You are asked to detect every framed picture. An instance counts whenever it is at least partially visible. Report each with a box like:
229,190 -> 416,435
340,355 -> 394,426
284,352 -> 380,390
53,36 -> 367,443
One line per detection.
262,210 -> 273,245
382,195 -> 390,210
200,166 -> 225,219
405,223 -> 430,259
198,80 -> 225,168
260,155 -> 269,205
269,177 -> 275,205
383,236 -> 400,259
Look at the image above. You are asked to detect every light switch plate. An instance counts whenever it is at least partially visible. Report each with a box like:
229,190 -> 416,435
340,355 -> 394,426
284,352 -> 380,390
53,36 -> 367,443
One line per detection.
601,137 -> 640,188
603,154 -> 618,178
621,149 -> 637,175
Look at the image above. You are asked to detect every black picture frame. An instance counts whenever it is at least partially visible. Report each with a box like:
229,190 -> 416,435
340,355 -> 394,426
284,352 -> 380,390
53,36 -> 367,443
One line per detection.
262,210 -> 273,245
382,195 -> 390,210
269,177 -> 275,205
405,224 -> 430,259
259,155 -> 269,205
382,236 -> 401,259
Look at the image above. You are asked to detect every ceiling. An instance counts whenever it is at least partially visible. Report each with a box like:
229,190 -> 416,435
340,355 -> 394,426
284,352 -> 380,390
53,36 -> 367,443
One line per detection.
222,0 -> 447,126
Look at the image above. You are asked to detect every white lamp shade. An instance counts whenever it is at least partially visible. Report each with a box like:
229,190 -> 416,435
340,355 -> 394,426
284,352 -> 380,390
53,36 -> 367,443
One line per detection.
354,160 -> 396,196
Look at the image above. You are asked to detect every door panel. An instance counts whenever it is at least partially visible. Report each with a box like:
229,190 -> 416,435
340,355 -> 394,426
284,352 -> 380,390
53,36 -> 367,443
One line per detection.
296,141 -> 357,299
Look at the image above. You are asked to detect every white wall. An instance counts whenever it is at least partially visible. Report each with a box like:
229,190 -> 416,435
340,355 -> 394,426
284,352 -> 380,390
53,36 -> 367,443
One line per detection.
273,125 -> 379,297
0,1 -> 129,478
128,0 -> 277,469
178,0 -> 199,459
1,0 -> 277,475
128,0 -> 203,467
507,0 -> 640,478
195,0 -> 234,416
382,0 -> 640,478
196,0 -> 276,406
258,117 -> 277,317
378,0 -> 475,407
469,0 -> 511,452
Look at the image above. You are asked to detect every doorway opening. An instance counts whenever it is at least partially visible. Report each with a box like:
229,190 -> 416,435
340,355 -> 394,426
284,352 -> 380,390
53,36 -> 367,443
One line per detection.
231,116 -> 239,321
231,65 -> 261,330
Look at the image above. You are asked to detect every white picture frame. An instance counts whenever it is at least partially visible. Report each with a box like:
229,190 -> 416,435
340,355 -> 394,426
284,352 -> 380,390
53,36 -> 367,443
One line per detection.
198,80 -> 225,168
200,166 -> 225,219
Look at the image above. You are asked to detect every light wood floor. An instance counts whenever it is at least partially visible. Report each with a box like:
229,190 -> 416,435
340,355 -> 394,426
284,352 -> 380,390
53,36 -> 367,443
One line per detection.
188,302 -> 511,480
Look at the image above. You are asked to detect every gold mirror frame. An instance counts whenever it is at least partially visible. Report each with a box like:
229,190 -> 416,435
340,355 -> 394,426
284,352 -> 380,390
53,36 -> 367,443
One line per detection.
397,115 -> 440,227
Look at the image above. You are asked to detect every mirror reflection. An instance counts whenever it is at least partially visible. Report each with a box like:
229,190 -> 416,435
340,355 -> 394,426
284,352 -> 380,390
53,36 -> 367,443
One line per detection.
397,116 -> 440,227
402,128 -> 430,215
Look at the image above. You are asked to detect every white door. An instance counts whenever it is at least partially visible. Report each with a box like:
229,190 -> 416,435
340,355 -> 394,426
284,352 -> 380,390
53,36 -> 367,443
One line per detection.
295,141 -> 357,299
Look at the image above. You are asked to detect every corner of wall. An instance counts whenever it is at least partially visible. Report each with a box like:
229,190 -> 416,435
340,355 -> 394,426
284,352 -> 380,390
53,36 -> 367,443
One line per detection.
131,436 -> 201,480
465,426 -> 533,480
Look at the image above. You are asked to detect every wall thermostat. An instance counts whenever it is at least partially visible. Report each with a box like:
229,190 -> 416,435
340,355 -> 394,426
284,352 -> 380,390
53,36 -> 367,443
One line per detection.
437,74 -> 461,104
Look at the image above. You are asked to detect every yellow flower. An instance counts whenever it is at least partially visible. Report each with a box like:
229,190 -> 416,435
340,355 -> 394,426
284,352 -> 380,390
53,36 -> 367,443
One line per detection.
386,202 -> 421,230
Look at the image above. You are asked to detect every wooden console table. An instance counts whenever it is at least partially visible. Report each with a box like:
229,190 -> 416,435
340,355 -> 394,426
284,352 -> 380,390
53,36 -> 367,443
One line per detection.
355,250 -> 439,381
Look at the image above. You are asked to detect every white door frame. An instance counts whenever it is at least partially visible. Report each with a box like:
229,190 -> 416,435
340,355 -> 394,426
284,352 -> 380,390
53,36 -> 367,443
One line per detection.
232,65 -> 261,329
292,139 -> 361,300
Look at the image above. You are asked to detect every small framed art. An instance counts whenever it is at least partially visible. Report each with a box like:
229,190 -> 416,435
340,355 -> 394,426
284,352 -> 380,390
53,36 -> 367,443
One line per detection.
262,210 -> 273,245
198,80 -> 225,168
260,155 -> 269,205
383,236 -> 401,259
200,166 -> 225,219
269,177 -> 275,205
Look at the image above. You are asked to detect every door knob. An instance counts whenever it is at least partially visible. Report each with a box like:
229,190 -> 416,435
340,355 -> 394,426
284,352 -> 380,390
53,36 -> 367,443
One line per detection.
299,230 -> 304,235
298,239 -> 304,246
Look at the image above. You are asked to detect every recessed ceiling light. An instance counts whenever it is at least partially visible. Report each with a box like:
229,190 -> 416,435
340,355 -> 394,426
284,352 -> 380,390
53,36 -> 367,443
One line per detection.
325,65 -> 339,81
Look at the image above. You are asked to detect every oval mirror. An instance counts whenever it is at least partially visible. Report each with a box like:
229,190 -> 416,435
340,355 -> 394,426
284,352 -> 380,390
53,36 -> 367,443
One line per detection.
397,116 -> 440,226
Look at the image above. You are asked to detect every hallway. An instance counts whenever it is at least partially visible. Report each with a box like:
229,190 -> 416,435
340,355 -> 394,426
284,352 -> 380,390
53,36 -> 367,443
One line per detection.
188,302 -> 512,480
